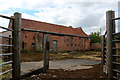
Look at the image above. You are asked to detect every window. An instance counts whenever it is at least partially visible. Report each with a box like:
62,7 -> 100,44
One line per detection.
22,42 -> 24,49
25,43 -> 27,47
33,36 -> 35,40
31,43 -> 35,47
67,44 -> 69,47
75,44 -> 76,46
25,35 -> 27,38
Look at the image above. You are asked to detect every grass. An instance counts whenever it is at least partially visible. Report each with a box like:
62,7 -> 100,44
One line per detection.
21,52 -> 73,62
74,51 -> 101,60
1,51 -> 102,79
21,51 -> 102,62
1,62 -> 12,79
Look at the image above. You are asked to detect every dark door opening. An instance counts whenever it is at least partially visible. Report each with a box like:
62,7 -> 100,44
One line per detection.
22,42 -> 24,50
52,40 -> 57,51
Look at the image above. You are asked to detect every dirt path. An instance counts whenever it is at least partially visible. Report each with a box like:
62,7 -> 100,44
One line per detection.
21,59 -> 100,75
22,64 -> 107,80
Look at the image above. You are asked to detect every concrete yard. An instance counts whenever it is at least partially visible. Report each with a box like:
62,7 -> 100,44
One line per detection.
21,59 -> 100,74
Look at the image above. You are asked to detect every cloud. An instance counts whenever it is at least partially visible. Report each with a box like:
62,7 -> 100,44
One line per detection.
0,0 -> 119,34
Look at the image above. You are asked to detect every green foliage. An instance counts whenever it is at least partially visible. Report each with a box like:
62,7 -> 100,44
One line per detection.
115,34 -> 120,40
89,31 -> 101,43
108,10 -> 113,11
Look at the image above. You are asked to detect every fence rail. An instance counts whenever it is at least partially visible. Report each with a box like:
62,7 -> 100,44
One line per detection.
0,61 -> 13,66
112,17 -> 120,20
0,35 -> 13,39
0,14 -> 14,79
21,28 -> 89,38
0,69 -> 13,76
0,15 -> 14,20
0,44 -> 13,47
102,34 -> 107,73
0,26 -> 13,31
0,53 -> 13,56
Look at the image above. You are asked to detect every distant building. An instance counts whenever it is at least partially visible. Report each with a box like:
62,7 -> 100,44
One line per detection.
0,31 -> 12,52
7,18 -> 90,51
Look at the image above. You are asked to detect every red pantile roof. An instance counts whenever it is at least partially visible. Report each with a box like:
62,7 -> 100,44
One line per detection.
9,18 -> 88,37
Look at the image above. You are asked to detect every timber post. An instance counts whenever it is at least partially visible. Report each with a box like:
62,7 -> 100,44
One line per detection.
106,11 -> 115,80
101,35 -> 105,72
12,12 -> 21,80
43,34 -> 49,73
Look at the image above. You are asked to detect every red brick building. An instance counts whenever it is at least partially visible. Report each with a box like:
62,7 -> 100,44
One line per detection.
9,18 -> 90,51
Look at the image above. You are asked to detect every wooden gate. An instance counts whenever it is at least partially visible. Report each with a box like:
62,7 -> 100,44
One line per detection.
0,13 -> 21,80
0,12 -> 89,80
102,11 -> 120,80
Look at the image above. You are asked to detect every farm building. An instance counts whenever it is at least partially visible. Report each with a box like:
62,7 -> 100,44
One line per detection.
6,18 -> 90,51
0,31 -> 12,52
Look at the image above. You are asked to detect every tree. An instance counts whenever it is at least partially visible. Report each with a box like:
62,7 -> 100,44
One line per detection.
116,34 -> 120,40
89,31 -> 101,43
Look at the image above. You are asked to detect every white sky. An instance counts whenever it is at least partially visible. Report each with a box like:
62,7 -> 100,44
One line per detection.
0,0 -> 119,34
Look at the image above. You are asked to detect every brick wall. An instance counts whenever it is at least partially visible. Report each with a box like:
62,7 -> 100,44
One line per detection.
21,32 -> 90,51
8,18 -> 90,51
90,43 -> 101,50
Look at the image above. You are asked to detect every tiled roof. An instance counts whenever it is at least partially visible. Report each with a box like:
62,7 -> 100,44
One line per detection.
9,18 -> 88,37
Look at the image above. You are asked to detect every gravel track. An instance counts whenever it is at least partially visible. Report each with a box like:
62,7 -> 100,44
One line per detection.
21,59 -> 100,74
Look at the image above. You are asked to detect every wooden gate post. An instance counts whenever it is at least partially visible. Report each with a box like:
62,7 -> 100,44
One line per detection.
101,35 -> 105,72
43,34 -> 49,73
106,11 -> 115,80
12,12 -> 21,80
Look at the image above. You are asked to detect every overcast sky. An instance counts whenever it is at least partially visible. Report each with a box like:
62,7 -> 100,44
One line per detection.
0,0 -> 119,34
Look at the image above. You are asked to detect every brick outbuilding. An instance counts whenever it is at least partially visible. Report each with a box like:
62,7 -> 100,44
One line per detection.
8,18 -> 90,51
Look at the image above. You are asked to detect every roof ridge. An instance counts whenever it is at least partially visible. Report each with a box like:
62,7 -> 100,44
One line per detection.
22,18 -> 73,29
